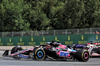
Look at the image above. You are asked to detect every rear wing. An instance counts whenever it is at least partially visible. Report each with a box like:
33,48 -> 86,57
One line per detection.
87,43 -> 100,45
2,50 -> 9,56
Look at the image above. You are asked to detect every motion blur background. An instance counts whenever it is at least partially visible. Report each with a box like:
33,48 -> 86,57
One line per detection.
0,0 -> 100,46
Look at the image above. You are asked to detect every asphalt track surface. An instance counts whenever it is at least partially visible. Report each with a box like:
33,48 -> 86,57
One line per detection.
0,51 -> 100,66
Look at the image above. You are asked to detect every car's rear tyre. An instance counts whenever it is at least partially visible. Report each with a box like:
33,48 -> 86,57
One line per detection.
11,46 -> 23,54
76,49 -> 89,62
34,48 -> 45,61
11,46 -> 23,60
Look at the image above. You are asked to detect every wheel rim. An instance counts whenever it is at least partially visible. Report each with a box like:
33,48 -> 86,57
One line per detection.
37,51 -> 43,58
84,52 -> 89,60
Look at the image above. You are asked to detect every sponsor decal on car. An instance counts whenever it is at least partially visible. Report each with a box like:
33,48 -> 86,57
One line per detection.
76,45 -> 86,47
59,51 -> 70,58
19,54 -> 28,58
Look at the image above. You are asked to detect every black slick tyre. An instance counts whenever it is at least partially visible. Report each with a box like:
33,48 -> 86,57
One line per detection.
11,46 -> 23,60
76,49 -> 89,62
34,48 -> 45,61
11,46 -> 23,54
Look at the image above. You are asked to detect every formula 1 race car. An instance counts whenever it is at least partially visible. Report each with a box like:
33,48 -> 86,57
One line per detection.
71,41 -> 100,57
2,41 -> 89,62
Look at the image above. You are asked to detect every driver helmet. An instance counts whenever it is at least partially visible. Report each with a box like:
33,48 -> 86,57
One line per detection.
90,41 -> 94,44
53,42 -> 61,45
53,42 -> 57,45
17,45 -> 21,48
46,42 -> 51,44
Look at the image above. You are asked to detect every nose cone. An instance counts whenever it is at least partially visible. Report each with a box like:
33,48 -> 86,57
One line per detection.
68,48 -> 76,53
71,50 -> 76,53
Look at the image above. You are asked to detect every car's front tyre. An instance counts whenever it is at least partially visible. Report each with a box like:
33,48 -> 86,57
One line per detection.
76,49 -> 89,62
